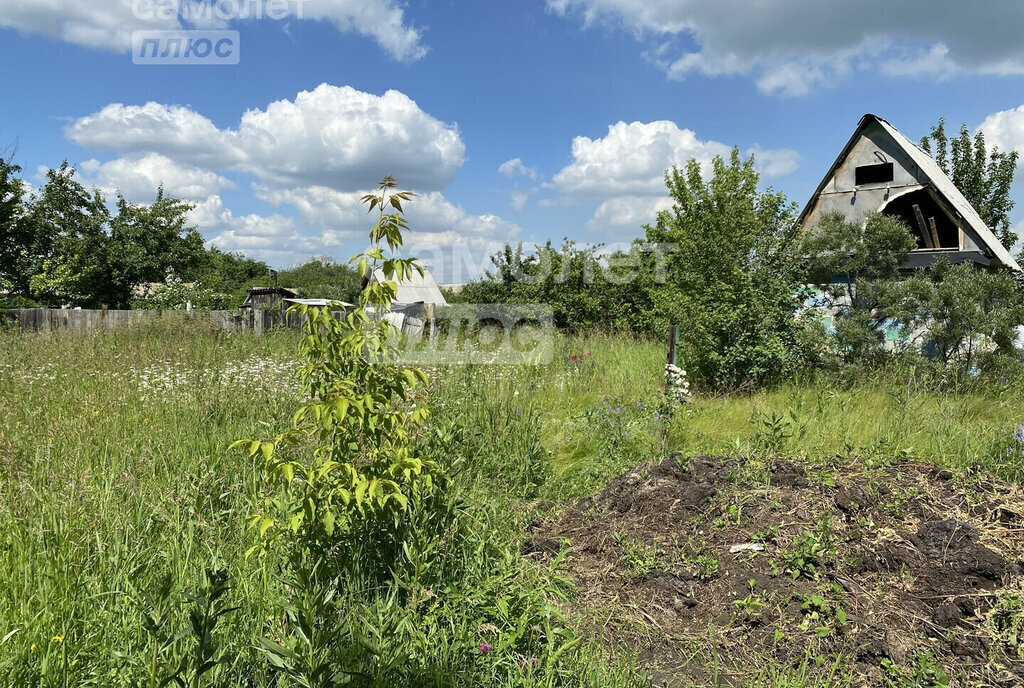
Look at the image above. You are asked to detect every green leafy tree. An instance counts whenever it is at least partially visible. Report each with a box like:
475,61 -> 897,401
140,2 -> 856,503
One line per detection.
644,149 -> 806,389
193,248 -> 270,307
887,259 -> 1024,371
0,155 -> 28,295
106,189 -> 206,307
25,163 -> 111,306
129,275 -> 233,311
921,118 -> 1019,250
799,211 -> 916,364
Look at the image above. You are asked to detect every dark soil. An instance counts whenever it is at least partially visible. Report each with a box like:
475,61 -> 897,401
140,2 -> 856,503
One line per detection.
530,455 -> 1024,687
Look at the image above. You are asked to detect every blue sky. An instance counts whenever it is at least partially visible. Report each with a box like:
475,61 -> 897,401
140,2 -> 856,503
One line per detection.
3,0 -> 1024,281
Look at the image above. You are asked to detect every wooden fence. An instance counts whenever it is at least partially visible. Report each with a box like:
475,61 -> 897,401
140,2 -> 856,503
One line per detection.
4,308 -> 279,335
4,305 -> 430,337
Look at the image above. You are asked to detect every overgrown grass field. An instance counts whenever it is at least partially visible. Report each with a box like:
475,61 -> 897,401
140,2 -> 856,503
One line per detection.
1,320 -> 1022,686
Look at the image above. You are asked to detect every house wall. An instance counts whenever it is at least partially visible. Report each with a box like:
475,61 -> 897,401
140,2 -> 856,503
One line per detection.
801,120 -> 983,253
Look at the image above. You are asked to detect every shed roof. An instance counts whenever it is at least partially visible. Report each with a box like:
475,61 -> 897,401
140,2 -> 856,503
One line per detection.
283,298 -> 354,308
245,286 -> 298,297
799,114 -> 1021,272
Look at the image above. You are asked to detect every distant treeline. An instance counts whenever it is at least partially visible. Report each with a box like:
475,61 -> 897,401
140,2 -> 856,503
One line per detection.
0,157 -> 361,310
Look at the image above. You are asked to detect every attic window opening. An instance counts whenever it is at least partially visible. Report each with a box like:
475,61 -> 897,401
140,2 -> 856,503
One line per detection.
881,189 -> 960,250
855,162 -> 894,186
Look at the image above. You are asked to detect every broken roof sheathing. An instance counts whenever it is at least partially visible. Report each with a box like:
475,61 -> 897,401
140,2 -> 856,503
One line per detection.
798,113 -> 1021,273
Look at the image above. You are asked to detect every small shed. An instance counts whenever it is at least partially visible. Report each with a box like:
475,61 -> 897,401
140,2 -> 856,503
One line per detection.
240,286 -> 298,309
798,113 -> 1021,272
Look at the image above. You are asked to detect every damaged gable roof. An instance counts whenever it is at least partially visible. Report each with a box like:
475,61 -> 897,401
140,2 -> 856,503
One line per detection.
799,114 -> 1021,272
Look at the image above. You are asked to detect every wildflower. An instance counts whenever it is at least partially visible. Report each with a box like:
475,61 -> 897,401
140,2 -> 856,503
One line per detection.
570,354 -> 577,361
518,656 -> 539,668
51,635 -> 64,644
586,350 -> 592,357
479,642 -> 493,655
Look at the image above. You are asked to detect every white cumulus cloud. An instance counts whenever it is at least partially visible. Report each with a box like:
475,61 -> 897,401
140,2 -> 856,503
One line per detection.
552,120 -> 797,197
979,105 -> 1024,158
0,0 -> 426,61
550,120 -> 797,234
256,185 -> 522,280
67,84 -> 466,192
61,84 -> 503,271
79,153 -> 235,201
589,196 -> 674,228
190,193 -> 329,266
498,158 -> 539,180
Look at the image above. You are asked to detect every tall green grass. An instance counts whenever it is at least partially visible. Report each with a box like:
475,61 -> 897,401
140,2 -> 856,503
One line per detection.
1,320 -> 1021,685
0,320 -> 641,686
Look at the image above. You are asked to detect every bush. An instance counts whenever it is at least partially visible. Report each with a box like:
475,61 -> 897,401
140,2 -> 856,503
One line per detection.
644,149 -> 807,389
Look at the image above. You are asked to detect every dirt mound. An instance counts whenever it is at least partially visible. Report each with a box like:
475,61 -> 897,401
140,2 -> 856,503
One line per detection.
531,455 -> 1024,687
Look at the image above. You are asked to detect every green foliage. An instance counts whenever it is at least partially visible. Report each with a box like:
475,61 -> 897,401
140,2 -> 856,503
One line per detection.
887,259 -> 1024,371
274,258 -> 363,304
987,587 -> 1024,658
116,567 -> 238,688
777,517 -> 837,580
921,118 -> 1019,250
104,189 -> 207,307
192,248 -> 271,306
797,593 -> 847,639
644,149 -> 806,389
0,156 -> 268,308
614,532 -> 661,577
453,240 -> 670,335
690,554 -> 721,582
799,211 -> 917,365
800,210 -> 1024,373
240,178 -> 438,570
24,163 -> 111,306
6,321 -> 1024,685
0,154 -> 28,294
732,580 -> 766,618
130,275 -> 234,311
881,650 -> 950,688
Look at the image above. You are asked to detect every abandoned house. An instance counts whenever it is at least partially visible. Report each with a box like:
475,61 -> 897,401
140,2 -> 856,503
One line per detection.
798,113 -> 1021,273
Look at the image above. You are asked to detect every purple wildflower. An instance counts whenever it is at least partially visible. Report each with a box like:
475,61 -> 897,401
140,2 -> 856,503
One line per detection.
479,642 -> 492,655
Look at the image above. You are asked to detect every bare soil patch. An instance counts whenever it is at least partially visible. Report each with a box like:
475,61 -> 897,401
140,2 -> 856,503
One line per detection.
530,455 -> 1024,686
